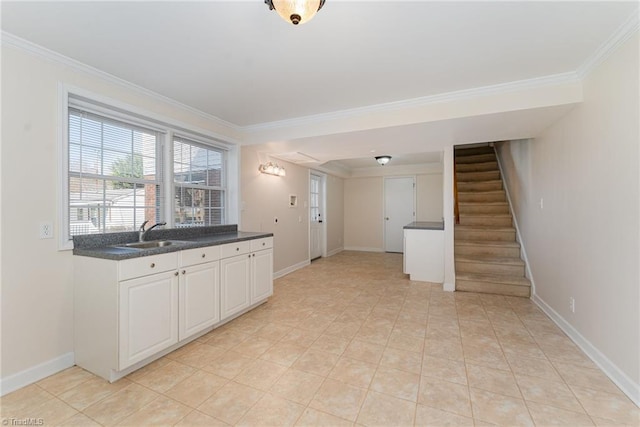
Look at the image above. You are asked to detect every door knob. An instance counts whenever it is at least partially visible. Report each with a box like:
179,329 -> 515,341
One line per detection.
385,217 -> 389,220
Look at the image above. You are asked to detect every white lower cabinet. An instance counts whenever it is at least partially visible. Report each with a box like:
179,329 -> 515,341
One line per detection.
251,248 -> 273,303
220,253 -> 251,320
74,236 -> 272,382
119,271 -> 179,369
220,238 -> 273,321
178,246 -> 221,341
179,262 -> 220,340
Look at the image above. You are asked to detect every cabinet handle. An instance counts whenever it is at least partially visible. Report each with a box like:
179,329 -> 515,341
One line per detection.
150,263 -> 155,268
236,247 -> 240,251
262,242 -> 265,246
202,253 -> 206,258
182,270 -> 186,275
174,271 -> 179,276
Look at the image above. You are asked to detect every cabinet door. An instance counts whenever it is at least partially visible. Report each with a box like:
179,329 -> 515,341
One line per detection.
179,261 -> 220,340
220,254 -> 251,320
119,271 -> 178,369
251,249 -> 273,303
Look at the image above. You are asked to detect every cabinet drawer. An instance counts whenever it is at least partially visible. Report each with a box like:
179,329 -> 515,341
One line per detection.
119,252 -> 178,281
180,245 -> 221,266
220,241 -> 251,258
251,237 -> 273,252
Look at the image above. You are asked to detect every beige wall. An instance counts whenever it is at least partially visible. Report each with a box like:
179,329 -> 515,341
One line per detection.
344,177 -> 384,251
240,148 -> 345,273
496,34 -> 639,393
344,173 -> 444,250
326,174 -> 345,254
416,173 -> 443,221
0,46 -> 238,382
240,147 -> 310,274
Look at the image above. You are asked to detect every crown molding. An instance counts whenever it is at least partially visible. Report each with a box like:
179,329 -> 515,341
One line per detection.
242,71 -> 580,134
1,31 -> 241,134
577,8 -> 639,78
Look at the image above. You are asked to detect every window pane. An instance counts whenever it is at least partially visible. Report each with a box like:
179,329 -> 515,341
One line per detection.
68,108 -> 160,239
173,137 -> 225,228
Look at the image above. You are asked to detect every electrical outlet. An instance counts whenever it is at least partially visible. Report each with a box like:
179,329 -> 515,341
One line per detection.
569,297 -> 575,313
39,221 -> 54,239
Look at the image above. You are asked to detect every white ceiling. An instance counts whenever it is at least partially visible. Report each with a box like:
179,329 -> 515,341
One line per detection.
2,1 -> 637,171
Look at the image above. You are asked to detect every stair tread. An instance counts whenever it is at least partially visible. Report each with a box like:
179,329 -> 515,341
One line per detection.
458,190 -> 504,194
455,225 -> 515,231
455,240 -> 520,248
459,179 -> 502,184
459,214 -> 511,218
456,272 -> 531,286
456,255 -> 525,265
455,154 -> 495,161
459,201 -> 508,205
455,148 -> 494,156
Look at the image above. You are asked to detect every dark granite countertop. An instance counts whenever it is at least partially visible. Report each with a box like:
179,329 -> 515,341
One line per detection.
403,221 -> 445,230
73,225 -> 273,260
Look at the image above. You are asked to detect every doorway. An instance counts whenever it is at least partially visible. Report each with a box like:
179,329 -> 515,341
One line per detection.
384,176 -> 415,253
310,173 -> 326,260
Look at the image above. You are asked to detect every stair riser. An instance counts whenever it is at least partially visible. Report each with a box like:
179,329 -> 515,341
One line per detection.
456,261 -> 525,276
455,147 -> 494,157
455,153 -> 496,164
458,192 -> 506,203
455,245 -> 520,258
458,204 -> 510,214
458,181 -> 503,192
457,171 -> 500,182
456,280 -> 530,297
455,229 -> 516,241
456,162 -> 498,173
459,216 -> 512,226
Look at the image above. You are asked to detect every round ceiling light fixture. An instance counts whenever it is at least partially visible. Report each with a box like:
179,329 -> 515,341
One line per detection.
265,0 -> 326,25
375,155 -> 392,166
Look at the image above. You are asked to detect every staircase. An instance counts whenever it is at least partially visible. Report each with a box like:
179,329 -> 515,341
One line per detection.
454,146 -> 531,297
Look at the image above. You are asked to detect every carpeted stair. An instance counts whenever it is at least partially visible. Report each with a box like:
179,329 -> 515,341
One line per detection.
454,146 -> 531,297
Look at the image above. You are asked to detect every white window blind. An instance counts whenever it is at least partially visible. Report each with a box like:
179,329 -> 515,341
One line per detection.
68,108 -> 162,238
173,136 -> 226,228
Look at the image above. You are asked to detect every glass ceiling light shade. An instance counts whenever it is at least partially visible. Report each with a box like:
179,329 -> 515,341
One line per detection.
259,162 -> 286,177
375,155 -> 392,166
265,0 -> 326,25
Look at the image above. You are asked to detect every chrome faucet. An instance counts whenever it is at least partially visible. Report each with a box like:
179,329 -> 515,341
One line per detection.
139,220 -> 167,242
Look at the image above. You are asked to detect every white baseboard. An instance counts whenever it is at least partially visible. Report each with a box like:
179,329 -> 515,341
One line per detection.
274,259 -> 310,279
326,247 -> 344,257
1,352 -> 75,396
532,294 -> 640,407
343,246 -> 384,253
443,282 -> 456,292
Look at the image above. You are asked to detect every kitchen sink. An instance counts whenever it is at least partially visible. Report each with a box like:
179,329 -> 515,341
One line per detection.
119,240 -> 188,249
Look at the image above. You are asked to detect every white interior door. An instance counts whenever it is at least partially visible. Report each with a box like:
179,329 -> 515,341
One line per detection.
384,177 -> 415,253
310,173 -> 325,260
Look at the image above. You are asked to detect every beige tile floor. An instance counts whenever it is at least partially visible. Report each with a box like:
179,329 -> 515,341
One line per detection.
2,251 -> 639,426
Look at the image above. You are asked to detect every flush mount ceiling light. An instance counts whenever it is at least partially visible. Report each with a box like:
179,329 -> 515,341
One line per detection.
264,0 -> 326,25
259,161 -> 286,177
375,155 -> 392,166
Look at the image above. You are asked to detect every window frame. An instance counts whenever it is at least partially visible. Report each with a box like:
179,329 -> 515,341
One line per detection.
58,85 -> 235,250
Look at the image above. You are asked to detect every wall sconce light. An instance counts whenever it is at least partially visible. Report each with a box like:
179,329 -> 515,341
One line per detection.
259,161 -> 286,177
375,155 -> 392,166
